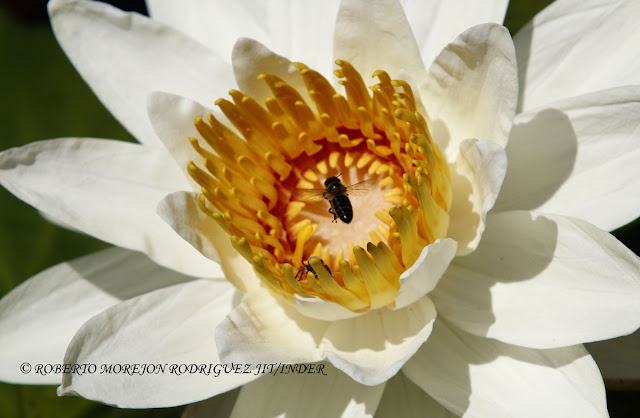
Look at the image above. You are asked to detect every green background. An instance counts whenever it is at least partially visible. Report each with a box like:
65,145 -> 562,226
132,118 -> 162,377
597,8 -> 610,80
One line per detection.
0,0 -> 636,417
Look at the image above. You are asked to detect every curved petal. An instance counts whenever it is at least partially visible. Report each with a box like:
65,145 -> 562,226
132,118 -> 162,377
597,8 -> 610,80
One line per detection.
231,38 -> 309,104
375,372 -> 456,418
432,211 -> 640,349
393,238 -> 457,309
400,0 -> 509,70
494,86 -> 640,231
229,363 -> 384,418
420,23 -> 517,161
293,295 -> 362,321
0,137 -> 219,277
0,247 -> 195,384
403,320 -> 607,417
587,328 -> 640,385
321,296 -> 436,386
334,0 -> 427,83
157,191 -> 260,293
515,0 -> 640,111
49,0 -> 234,147
447,139 -> 508,255
216,287 -> 329,366
58,279 -> 250,408
147,91 -> 212,192
146,0 -> 270,63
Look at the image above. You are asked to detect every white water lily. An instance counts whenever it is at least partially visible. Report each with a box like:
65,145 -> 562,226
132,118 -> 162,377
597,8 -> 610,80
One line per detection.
1,0 -> 639,416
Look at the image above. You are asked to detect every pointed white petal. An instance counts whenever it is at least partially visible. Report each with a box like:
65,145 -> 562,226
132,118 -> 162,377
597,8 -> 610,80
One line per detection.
58,279 -> 250,408
587,328 -> 640,384
0,247 -> 195,384
334,0 -> 427,82
157,191 -> 260,293
393,238 -> 457,309
0,138 -> 220,277
432,211 -> 640,349
401,0 -> 509,70
231,38 -> 309,104
494,86 -> 640,231
321,296 -> 436,386
447,139 -> 507,255
230,363 -> 384,418
421,23 -> 517,161
375,372 -> 456,418
515,0 -> 640,111
403,320 -> 607,417
49,0 -> 234,147
146,0 -> 270,63
216,287 -> 328,366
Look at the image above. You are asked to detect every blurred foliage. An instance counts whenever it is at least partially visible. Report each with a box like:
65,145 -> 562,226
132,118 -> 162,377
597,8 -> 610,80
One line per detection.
0,0 -> 637,417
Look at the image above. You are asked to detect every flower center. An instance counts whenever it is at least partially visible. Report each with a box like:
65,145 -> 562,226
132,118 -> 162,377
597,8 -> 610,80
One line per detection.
188,60 -> 451,313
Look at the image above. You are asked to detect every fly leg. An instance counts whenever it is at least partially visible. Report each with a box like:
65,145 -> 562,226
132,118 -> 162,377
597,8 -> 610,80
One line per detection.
328,207 -> 338,223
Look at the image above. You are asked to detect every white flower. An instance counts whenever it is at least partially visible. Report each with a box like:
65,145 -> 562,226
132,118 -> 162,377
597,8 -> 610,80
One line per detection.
1,0 -> 639,416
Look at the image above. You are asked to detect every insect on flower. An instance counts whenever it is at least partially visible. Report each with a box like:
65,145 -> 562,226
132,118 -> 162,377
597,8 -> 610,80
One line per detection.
294,256 -> 333,281
292,174 -> 376,224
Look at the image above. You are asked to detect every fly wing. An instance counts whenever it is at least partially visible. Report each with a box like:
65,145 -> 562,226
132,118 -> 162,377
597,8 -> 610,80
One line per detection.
291,188 -> 326,202
344,178 -> 378,196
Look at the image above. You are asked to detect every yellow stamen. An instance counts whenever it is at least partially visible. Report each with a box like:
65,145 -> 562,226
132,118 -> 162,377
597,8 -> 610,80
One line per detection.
187,60 -> 452,314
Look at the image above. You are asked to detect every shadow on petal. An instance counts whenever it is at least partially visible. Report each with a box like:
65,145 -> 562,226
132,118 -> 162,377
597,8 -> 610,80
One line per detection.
446,165 -> 478,252
404,319 -> 602,417
494,108 -> 577,212
70,248 -> 195,301
432,211 -> 558,337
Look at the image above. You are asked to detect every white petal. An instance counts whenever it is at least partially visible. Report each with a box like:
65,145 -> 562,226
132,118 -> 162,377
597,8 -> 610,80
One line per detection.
216,287 -> 328,366
400,0 -> 509,70
0,247 -> 195,384
421,23 -> 517,161
375,372 -> 456,418
58,279 -> 250,408
0,138 -> 219,277
587,328 -> 640,383
147,0 -> 341,76
334,0 -> 427,82
146,0 -> 270,63
293,294 -> 363,321
49,0 -> 234,147
147,92 -> 211,191
393,238 -> 457,309
321,296 -> 436,386
447,139 -> 508,255
230,363 -> 384,418
231,38 -> 309,104
432,211 -> 640,349
264,0 -> 341,77
494,86 -> 640,231
515,0 -> 640,111
157,191 -> 260,293
403,320 -> 607,417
